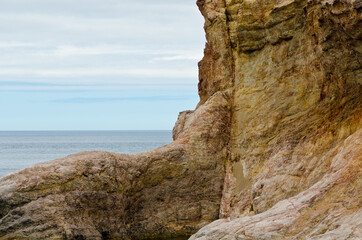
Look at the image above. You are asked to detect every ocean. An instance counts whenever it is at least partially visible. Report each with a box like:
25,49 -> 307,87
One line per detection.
0,130 -> 172,178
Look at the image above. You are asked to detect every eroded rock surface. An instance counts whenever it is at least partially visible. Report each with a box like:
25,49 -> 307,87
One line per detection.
0,0 -> 361,239
192,0 -> 361,238
0,93 -> 230,240
190,129 -> 362,239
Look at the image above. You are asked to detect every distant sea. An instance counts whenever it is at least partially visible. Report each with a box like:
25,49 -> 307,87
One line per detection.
0,130 -> 172,178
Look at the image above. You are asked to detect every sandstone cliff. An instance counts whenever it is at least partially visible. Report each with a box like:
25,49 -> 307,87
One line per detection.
0,0 -> 361,239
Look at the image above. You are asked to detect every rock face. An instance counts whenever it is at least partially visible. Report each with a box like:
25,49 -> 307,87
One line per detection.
0,0 -> 361,239
192,0 -> 361,238
0,93 -> 230,240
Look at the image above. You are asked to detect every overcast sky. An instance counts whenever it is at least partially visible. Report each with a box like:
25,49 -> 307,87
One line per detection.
0,0 -> 205,130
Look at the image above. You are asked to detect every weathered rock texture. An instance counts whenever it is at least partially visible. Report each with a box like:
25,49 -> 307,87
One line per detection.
192,0 -> 362,238
0,0 -> 361,239
0,93 -> 230,240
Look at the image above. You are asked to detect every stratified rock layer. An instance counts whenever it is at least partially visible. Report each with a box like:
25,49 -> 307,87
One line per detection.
192,0 -> 361,238
0,0 -> 361,239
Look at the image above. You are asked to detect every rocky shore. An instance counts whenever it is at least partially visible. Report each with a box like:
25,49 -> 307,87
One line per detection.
0,0 -> 361,239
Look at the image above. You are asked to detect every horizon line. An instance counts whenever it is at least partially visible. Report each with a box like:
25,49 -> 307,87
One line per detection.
0,129 -> 172,132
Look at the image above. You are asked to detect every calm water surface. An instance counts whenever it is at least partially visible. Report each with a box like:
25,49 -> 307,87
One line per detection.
0,130 -> 172,177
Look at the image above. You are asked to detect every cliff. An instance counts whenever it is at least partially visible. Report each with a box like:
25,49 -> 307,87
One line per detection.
0,0 -> 361,239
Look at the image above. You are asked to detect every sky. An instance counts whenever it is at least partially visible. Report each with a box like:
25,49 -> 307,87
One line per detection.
0,0 -> 205,130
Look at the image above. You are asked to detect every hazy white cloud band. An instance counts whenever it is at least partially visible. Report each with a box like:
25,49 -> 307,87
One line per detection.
0,0 -> 204,91
0,0 -> 204,130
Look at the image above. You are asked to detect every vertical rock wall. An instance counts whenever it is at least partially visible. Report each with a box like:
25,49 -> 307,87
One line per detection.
191,0 -> 361,238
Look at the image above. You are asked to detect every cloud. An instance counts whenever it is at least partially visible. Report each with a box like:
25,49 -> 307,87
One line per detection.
51,45 -> 201,57
51,95 -> 195,103
0,10 -> 203,44
0,0 -> 204,130
0,41 -> 37,48
151,53 -> 203,62
0,81 -> 198,91
0,0 -> 197,17
0,0 -> 204,92
0,67 -> 198,79
0,85 -> 197,91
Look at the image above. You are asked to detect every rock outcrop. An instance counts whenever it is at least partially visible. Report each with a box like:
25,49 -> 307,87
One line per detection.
0,93 -> 230,239
0,0 -> 361,239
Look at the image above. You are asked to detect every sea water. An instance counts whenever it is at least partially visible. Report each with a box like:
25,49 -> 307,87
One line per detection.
0,130 -> 172,177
